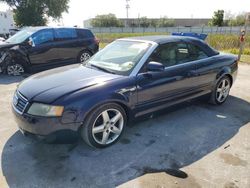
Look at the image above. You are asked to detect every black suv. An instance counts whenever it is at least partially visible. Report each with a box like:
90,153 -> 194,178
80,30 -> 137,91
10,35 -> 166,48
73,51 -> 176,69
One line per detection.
0,27 -> 99,75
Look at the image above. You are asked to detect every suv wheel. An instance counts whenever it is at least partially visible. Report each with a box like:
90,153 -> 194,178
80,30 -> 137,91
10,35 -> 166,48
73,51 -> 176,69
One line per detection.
209,76 -> 231,105
78,50 -> 92,63
7,63 -> 25,76
81,103 -> 127,148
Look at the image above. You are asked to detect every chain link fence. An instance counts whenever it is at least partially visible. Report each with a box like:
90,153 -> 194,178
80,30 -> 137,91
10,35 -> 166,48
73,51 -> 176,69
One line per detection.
93,27 -> 249,55
90,26 -> 248,35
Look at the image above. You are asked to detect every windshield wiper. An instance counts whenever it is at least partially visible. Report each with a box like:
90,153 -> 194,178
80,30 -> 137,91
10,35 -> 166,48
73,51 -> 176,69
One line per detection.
87,64 -> 116,74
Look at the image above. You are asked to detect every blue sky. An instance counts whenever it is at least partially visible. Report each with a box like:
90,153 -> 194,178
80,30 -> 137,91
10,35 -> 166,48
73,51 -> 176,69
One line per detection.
0,0 -> 249,26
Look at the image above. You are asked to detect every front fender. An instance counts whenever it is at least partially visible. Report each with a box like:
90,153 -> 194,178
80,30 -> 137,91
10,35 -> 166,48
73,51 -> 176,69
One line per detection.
60,92 -> 134,125
0,46 -> 29,71
57,78 -> 137,124
9,45 -> 29,63
78,91 -> 135,124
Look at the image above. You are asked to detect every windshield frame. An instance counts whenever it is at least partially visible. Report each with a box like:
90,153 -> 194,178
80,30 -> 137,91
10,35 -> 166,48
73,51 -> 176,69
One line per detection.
85,39 -> 154,76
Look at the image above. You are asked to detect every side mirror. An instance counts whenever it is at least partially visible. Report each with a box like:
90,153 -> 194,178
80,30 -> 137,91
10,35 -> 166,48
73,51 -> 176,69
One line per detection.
27,37 -> 35,47
147,61 -> 165,72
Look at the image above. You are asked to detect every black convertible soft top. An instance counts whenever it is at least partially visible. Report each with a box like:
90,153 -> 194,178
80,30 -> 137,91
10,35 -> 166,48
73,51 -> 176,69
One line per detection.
122,35 -> 219,57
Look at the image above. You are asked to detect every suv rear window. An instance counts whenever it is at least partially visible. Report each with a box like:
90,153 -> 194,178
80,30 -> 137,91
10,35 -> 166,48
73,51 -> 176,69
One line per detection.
76,29 -> 94,39
54,28 -> 77,40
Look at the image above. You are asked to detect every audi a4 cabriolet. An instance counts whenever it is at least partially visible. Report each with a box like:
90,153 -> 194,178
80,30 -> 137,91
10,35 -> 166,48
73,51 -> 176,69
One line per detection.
12,35 -> 238,148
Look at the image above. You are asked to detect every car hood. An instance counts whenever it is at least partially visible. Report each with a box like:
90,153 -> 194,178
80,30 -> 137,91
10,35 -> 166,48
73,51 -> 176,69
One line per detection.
0,41 -> 17,50
18,64 -> 122,103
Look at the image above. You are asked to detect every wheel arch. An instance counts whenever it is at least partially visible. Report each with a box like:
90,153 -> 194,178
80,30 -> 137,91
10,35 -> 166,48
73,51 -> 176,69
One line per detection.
1,49 -> 29,74
77,99 -> 132,132
216,67 -> 233,86
79,48 -> 93,56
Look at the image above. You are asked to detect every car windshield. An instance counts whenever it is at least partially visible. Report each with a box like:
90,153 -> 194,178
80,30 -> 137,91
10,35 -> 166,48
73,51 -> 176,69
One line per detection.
86,40 -> 151,75
6,28 -> 36,44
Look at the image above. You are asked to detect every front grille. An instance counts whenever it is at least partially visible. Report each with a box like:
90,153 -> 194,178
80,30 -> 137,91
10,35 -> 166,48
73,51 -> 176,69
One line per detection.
13,91 -> 29,114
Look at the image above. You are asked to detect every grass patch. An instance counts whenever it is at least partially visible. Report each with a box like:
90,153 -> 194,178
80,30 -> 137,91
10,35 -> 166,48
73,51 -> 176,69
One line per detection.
207,34 -> 250,50
223,48 -> 250,55
240,55 -> 250,64
229,48 -> 250,55
99,42 -> 108,49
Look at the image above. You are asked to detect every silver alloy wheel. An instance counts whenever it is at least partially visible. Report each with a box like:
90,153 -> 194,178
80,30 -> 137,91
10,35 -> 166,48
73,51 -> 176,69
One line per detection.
7,64 -> 24,76
92,108 -> 124,145
216,79 -> 230,103
80,52 -> 91,63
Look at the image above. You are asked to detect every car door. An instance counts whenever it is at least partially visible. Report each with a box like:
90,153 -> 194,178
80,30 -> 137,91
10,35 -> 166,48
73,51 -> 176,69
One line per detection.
135,42 -> 199,115
53,28 -> 79,64
28,29 -> 58,65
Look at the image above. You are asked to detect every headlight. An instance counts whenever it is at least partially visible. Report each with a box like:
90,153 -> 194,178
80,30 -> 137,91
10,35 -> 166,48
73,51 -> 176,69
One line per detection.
27,103 -> 64,117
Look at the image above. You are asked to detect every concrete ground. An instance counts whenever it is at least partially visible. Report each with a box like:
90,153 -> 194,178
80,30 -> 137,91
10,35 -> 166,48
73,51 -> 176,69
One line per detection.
0,64 -> 250,188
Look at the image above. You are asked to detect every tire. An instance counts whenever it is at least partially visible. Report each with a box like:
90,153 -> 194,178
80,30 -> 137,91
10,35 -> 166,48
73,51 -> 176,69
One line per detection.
81,103 -> 127,148
6,63 -> 25,76
78,50 -> 92,63
209,76 -> 231,105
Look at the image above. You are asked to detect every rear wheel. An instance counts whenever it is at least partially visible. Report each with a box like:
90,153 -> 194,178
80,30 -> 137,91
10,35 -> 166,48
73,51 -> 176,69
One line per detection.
209,76 -> 231,105
78,50 -> 92,63
81,103 -> 127,148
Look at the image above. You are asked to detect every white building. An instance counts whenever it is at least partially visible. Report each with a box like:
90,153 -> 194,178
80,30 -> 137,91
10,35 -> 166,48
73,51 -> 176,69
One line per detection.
0,10 -> 15,35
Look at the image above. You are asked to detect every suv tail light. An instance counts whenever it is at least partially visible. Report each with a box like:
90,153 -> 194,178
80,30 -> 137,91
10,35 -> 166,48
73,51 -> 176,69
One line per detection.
94,37 -> 100,45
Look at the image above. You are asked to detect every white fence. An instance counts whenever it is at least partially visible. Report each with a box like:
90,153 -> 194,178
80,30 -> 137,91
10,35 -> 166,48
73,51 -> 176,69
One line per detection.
90,26 -> 248,34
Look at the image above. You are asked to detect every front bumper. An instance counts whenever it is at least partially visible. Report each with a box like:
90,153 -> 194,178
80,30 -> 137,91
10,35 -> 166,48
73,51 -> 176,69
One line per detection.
12,106 -> 82,137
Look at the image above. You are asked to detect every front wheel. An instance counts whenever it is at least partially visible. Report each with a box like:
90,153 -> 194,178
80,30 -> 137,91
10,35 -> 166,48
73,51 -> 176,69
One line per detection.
80,103 -> 127,148
6,63 -> 25,76
209,76 -> 231,105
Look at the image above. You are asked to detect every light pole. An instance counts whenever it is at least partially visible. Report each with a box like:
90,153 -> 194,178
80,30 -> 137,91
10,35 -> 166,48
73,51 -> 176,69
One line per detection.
125,0 -> 130,27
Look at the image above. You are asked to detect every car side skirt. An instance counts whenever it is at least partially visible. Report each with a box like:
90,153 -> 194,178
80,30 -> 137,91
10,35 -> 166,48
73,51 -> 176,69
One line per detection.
134,89 -> 211,117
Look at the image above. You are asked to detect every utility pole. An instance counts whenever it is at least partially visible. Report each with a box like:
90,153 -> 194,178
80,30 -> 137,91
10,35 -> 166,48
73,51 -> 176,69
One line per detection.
138,13 -> 140,28
125,0 -> 130,27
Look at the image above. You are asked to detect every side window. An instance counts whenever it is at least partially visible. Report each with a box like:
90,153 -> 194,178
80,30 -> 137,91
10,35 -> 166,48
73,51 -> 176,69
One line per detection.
77,29 -> 94,39
54,28 -> 77,41
149,43 -> 190,67
32,29 -> 54,45
149,43 -> 177,67
175,43 -> 190,64
188,43 -> 208,61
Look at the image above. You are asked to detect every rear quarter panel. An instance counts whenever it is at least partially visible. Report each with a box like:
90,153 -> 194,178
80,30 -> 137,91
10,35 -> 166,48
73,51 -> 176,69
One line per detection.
196,52 -> 238,88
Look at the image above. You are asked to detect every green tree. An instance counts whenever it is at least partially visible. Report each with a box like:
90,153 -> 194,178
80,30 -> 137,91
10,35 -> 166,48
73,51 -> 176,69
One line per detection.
139,17 -> 150,28
157,17 -> 175,27
149,19 -> 157,27
211,10 -> 224,26
228,13 -> 246,26
0,0 -> 69,26
91,14 -> 124,27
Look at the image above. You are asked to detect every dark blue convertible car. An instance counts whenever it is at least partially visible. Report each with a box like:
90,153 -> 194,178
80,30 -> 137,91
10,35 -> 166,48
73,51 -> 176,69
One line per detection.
12,35 -> 238,148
